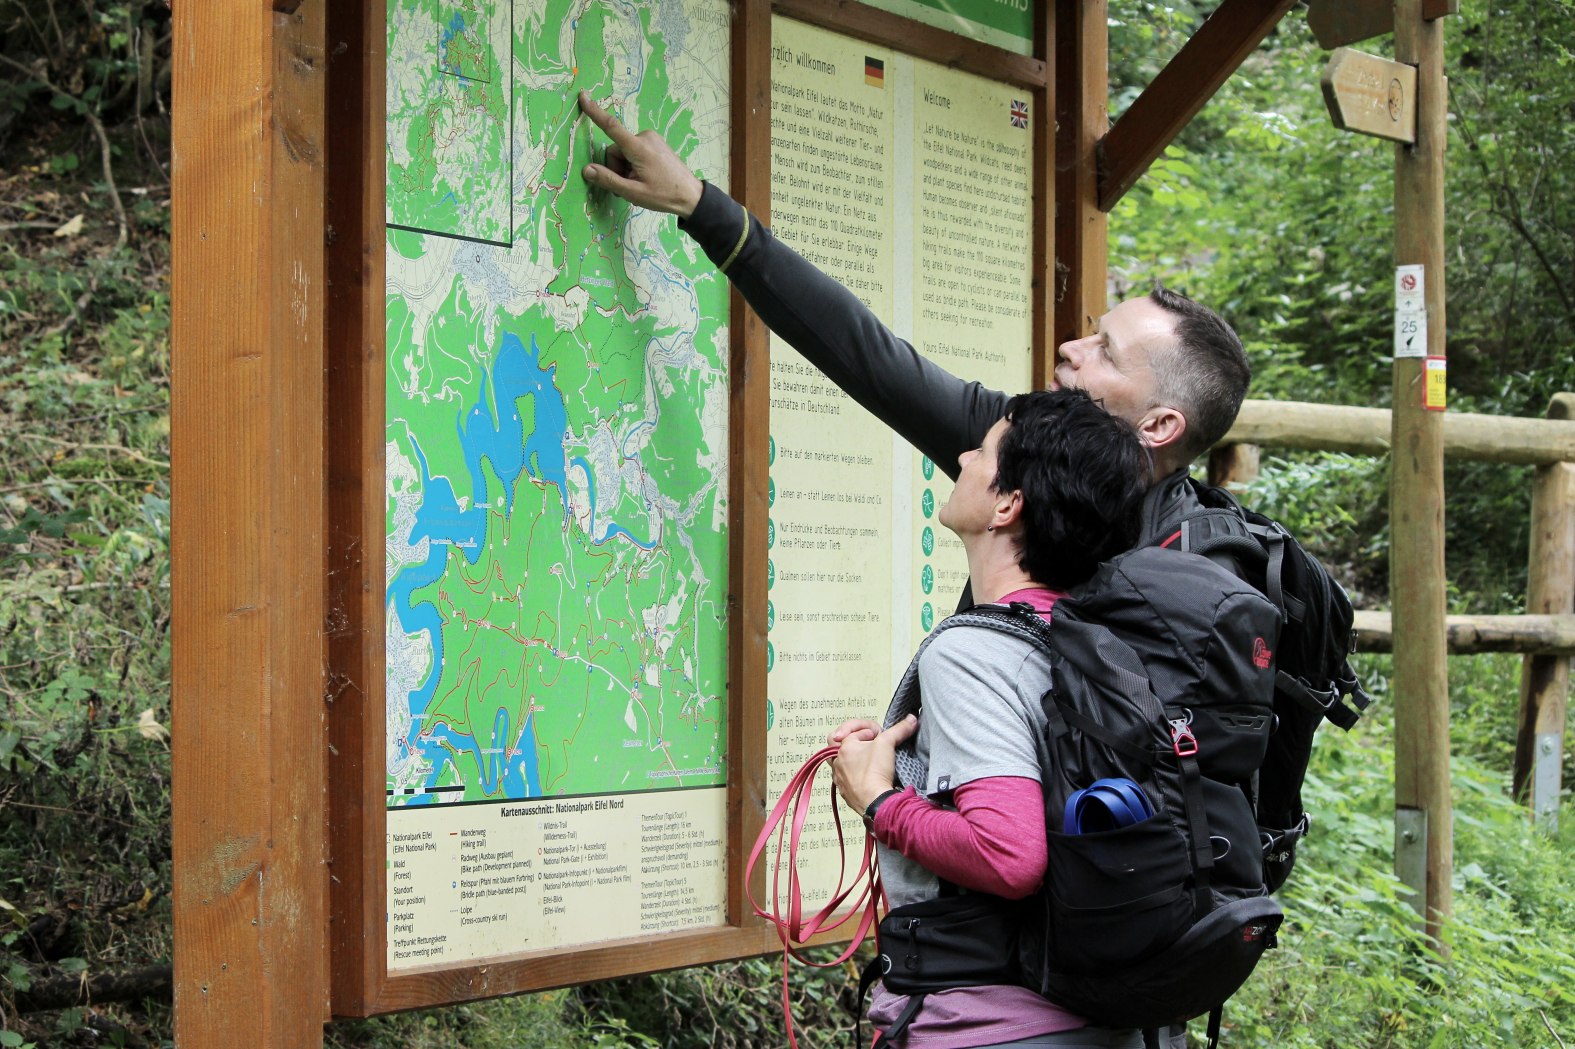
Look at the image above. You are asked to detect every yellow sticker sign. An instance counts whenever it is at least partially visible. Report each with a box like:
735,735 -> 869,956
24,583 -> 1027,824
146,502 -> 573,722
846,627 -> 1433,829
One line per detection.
1424,357 -> 1447,412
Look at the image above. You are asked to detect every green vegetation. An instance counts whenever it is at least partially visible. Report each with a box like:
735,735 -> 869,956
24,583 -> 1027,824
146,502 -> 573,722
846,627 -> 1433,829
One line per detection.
3,0 -> 1574,1046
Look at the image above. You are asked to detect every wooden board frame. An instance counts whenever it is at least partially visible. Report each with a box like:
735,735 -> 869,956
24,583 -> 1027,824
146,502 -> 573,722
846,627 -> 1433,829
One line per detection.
1053,0 -> 1107,347
308,0 -> 1052,1018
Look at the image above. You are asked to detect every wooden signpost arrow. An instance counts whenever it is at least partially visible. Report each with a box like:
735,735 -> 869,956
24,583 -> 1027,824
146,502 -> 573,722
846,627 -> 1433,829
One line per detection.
1308,0 -> 1459,49
1322,47 -> 1418,144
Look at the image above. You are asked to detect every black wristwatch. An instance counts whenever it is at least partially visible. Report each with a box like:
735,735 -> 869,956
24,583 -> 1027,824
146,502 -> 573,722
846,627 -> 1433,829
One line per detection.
862,788 -> 903,831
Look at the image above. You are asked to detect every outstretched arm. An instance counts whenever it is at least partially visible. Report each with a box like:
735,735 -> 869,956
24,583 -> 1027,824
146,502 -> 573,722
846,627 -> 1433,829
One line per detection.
577,92 -> 1007,475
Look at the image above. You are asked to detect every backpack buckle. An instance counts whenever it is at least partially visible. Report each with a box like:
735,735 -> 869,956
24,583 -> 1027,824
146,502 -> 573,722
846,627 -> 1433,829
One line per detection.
1169,716 -> 1199,757
903,918 -> 923,971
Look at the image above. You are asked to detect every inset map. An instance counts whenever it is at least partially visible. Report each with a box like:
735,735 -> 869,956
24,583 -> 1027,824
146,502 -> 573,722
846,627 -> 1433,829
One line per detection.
388,0 -> 511,243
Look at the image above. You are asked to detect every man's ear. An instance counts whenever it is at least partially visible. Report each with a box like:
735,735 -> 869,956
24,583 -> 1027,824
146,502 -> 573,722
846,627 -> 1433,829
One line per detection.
1137,405 -> 1186,458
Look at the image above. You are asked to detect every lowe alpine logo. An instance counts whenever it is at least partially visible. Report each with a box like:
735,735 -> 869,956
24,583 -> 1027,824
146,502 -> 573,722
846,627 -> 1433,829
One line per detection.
1252,637 -> 1272,669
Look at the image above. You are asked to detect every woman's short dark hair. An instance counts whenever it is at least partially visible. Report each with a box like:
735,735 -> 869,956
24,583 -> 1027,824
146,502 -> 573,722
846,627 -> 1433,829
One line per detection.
992,388 -> 1149,590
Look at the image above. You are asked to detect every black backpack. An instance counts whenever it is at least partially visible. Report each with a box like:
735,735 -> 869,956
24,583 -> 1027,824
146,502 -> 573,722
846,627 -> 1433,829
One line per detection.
1157,480 -> 1372,891
867,543 -> 1342,1046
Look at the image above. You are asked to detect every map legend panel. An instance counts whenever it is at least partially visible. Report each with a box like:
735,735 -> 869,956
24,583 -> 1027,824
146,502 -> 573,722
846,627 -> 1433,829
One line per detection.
387,788 -> 726,966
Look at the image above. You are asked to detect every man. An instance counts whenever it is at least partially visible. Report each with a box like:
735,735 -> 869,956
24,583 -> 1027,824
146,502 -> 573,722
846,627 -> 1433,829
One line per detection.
576,90 -> 1252,568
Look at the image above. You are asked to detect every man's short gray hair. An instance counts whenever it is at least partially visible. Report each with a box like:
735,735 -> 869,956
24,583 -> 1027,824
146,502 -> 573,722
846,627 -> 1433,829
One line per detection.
1146,283 -> 1251,464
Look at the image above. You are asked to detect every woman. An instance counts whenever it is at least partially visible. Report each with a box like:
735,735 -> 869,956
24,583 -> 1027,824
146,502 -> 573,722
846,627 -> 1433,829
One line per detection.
832,387 -> 1150,1049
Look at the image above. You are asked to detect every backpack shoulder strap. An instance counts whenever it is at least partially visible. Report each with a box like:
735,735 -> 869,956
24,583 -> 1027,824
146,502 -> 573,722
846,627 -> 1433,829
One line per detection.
950,601 -> 1058,647
882,603 -> 1053,726
880,604 -> 1057,787
1151,481 -> 1274,595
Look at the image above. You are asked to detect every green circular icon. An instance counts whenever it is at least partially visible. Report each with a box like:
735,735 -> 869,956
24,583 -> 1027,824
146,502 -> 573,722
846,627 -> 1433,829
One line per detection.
767,518 -> 776,549
921,602 -> 935,631
922,456 -> 935,480
769,477 -> 776,507
921,526 -> 935,556
766,641 -> 775,673
767,559 -> 776,590
766,698 -> 775,731
921,564 -> 934,594
767,600 -> 775,632
769,435 -> 776,465
921,489 -> 935,519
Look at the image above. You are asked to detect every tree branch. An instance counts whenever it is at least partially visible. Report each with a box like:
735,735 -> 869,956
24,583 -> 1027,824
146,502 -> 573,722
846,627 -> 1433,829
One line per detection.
0,53 -> 130,250
1450,85 -> 1575,326
14,433 -> 169,471
12,961 -> 172,1013
38,273 -> 99,341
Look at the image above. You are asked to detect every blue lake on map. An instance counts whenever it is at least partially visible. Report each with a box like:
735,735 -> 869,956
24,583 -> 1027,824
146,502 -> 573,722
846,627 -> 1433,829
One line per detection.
571,454 -> 658,550
391,330 -> 580,803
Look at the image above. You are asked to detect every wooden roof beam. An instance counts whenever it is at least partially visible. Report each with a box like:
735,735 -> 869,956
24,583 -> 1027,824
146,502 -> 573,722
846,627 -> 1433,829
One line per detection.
1097,0 -> 1297,211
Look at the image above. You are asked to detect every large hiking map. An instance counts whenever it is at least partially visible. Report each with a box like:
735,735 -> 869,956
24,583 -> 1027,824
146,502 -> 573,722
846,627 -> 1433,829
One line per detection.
385,0 -> 732,810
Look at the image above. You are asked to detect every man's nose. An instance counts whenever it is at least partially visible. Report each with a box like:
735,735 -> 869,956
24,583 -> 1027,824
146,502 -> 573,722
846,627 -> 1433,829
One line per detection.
1058,335 -> 1090,366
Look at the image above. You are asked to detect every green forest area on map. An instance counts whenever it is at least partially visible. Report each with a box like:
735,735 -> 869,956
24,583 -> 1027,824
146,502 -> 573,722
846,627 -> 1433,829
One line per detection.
384,0 -> 732,806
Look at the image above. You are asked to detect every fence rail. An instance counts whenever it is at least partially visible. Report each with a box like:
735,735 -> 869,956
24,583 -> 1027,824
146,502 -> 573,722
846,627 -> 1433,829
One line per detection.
1224,399 -> 1575,465
1352,611 -> 1575,654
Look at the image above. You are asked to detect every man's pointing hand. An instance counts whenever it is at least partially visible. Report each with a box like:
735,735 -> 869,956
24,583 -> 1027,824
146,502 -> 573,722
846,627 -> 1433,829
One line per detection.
578,90 -> 704,218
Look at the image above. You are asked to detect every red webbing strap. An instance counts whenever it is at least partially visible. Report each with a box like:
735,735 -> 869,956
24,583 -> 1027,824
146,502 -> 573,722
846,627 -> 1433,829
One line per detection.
745,745 -> 885,1049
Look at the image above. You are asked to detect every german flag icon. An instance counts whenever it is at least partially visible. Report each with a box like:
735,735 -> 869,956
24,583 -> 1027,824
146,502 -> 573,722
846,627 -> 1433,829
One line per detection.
865,56 -> 885,87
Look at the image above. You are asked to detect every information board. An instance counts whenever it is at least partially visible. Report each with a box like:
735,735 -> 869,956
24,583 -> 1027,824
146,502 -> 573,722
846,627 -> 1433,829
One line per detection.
335,0 -> 1046,1004
764,17 -> 1035,892
383,0 -> 734,969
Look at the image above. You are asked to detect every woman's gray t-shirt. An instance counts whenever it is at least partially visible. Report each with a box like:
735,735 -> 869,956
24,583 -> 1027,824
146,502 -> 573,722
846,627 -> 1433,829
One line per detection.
877,624 -> 1055,907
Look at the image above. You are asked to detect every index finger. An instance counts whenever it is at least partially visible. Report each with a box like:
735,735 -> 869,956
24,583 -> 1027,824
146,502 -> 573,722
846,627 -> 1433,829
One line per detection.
578,90 -> 637,150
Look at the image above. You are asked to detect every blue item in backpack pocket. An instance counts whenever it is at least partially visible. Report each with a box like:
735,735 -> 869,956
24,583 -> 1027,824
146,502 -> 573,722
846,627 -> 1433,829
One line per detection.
1064,778 -> 1154,834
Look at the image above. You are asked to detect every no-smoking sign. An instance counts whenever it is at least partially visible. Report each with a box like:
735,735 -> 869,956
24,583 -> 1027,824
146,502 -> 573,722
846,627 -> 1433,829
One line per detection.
1395,264 -> 1425,310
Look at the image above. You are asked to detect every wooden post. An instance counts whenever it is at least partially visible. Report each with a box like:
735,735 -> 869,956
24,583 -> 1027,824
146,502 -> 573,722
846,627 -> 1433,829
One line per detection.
724,0 -> 773,930
1208,442 -> 1261,490
171,0 -> 331,1045
1053,0 -> 1108,348
1512,393 -> 1575,831
1030,0 -> 1056,389
1390,0 -> 1451,946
